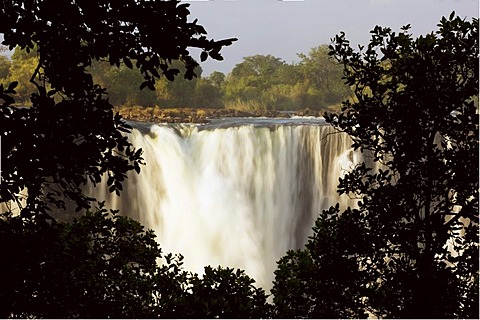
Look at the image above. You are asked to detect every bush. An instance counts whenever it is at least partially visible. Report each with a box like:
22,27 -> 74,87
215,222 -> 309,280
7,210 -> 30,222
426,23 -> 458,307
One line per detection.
0,203 -> 270,318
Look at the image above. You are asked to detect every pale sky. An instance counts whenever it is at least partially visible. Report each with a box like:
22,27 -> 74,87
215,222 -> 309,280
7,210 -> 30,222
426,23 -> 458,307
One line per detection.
183,0 -> 479,75
1,0 -> 478,76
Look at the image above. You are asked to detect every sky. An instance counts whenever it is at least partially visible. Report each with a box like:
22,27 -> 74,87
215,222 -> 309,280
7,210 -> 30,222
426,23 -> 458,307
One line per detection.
1,0 -> 478,76
183,0 -> 479,75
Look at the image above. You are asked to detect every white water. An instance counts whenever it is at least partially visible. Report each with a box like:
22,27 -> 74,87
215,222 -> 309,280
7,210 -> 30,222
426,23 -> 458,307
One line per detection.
87,118 -> 359,290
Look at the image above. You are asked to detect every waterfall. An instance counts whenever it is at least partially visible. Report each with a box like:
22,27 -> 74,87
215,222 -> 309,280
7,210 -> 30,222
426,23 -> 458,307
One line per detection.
87,118 -> 359,290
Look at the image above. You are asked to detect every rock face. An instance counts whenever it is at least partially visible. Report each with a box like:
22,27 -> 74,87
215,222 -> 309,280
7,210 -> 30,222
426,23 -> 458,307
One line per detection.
115,106 -> 327,123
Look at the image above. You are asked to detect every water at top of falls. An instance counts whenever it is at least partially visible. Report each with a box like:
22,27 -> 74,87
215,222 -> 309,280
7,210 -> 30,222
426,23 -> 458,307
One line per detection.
89,116 -> 358,292
197,116 -> 327,130
128,116 -> 328,133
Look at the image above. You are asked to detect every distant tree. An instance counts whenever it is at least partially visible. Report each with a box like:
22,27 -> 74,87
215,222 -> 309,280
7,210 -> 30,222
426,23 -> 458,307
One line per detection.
0,46 -> 11,80
273,13 -> 478,318
89,60 -> 157,107
155,60 -> 202,107
275,63 -> 302,86
230,54 -> 285,80
6,46 -> 39,105
224,54 -> 286,109
260,62 -> 308,110
208,71 -> 226,88
223,51 -> 350,111
194,78 -> 224,108
194,71 -> 226,108
297,44 -> 350,107
0,0 -> 236,218
224,74 -> 263,107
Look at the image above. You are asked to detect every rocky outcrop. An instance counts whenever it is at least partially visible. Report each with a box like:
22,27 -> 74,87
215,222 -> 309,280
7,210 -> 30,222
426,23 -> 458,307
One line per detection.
115,106 -> 327,123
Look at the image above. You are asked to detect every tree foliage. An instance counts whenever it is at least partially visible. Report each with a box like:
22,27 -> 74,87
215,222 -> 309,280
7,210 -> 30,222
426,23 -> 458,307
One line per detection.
89,59 -> 158,107
8,45 -> 40,104
0,0 -> 236,218
297,45 -> 351,106
0,44 -> 351,111
273,13 -> 479,318
272,205 -> 369,318
0,46 -> 11,80
154,59 -> 202,107
223,50 -> 350,111
0,203 -> 270,318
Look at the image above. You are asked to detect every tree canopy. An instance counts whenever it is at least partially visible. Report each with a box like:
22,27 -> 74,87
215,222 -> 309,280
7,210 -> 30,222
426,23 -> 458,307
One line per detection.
273,13 -> 479,318
0,0 -> 236,218
0,203 -> 271,318
1,45 -> 352,111
218,48 -> 352,111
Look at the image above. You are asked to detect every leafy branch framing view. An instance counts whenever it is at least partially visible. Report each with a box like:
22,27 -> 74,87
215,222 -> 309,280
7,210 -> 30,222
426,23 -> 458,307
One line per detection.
0,0 -> 478,318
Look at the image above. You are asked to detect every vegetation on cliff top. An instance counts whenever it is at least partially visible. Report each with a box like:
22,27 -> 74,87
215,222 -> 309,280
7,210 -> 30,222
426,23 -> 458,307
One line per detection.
1,44 -> 350,112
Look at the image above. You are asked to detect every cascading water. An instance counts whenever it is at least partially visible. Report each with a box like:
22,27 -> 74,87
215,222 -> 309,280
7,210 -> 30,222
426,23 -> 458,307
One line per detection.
86,118 -> 360,290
